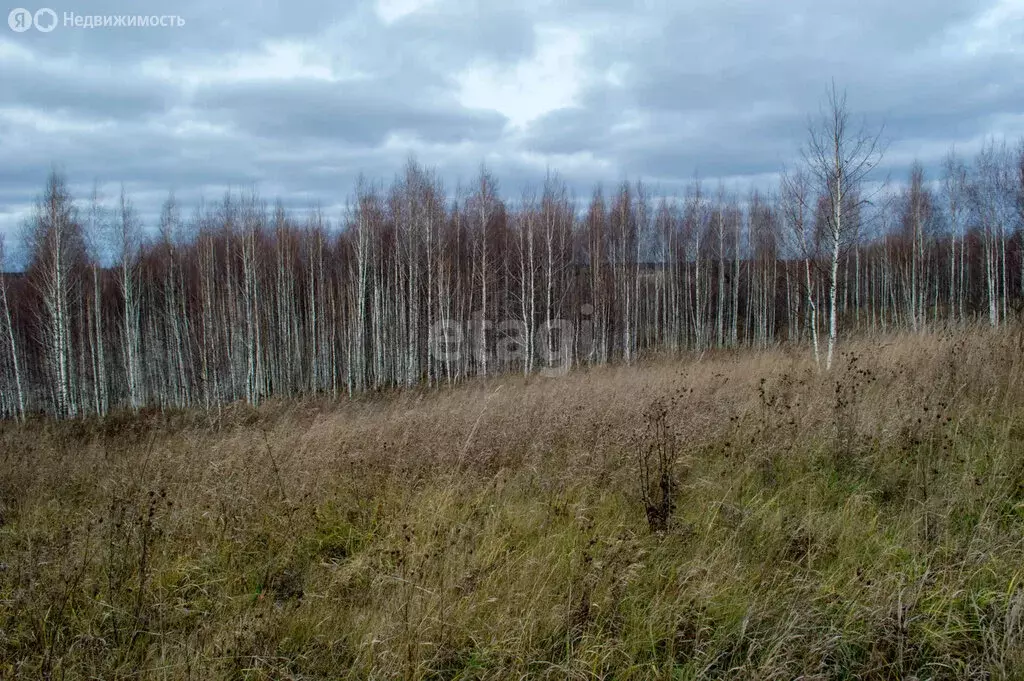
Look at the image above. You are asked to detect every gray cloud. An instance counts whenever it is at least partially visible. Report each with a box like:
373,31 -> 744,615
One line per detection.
0,60 -> 171,120
1,0 -> 1022,240
193,79 -> 507,145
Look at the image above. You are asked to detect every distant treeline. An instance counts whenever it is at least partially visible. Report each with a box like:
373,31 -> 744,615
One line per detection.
1,137 -> 1022,419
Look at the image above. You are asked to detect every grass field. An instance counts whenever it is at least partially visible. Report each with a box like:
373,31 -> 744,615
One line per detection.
2,328 -> 1024,679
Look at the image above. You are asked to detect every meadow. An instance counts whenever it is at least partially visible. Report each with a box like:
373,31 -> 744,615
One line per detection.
2,327 -> 1024,679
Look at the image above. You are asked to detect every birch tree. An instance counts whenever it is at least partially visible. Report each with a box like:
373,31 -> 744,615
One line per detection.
900,163 -> 935,332
971,141 -> 1014,327
1016,141 -> 1024,305
802,83 -> 884,369
112,185 -> 143,411
942,151 -> 969,323
84,183 -> 108,416
781,167 -> 820,366
0,235 -> 25,421
27,171 -> 83,417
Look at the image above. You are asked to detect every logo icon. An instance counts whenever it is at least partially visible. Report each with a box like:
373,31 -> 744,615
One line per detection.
33,7 -> 56,32
7,7 -> 57,32
7,7 -> 32,31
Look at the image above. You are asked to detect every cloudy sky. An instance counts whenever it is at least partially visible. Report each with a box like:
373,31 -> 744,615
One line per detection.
1,0 -> 1022,243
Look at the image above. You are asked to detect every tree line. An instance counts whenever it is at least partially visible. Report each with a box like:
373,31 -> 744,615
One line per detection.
1,104 -> 1023,419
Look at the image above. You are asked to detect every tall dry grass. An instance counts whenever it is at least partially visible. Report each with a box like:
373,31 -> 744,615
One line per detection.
2,326 -> 1024,679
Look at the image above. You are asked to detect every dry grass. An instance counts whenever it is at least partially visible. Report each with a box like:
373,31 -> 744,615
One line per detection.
3,327 -> 1024,679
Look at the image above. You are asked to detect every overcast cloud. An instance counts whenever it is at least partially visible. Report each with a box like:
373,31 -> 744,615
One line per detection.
1,0 -> 1023,242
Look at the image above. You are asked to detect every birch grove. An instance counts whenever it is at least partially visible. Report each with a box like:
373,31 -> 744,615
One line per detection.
0,128 -> 1022,418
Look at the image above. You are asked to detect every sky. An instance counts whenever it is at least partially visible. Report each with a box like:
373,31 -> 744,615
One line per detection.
1,0 -> 1023,246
